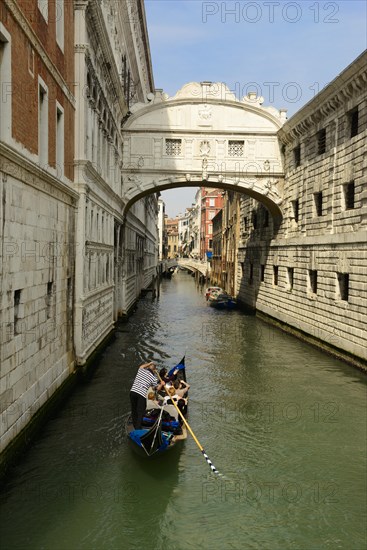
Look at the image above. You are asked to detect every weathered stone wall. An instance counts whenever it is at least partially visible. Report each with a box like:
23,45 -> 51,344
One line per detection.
0,0 -> 77,455
0,153 -> 77,454
237,52 -> 367,364
0,0 -> 157,463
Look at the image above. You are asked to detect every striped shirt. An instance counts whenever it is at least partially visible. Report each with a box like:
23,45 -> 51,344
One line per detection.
130,368 -> 159,398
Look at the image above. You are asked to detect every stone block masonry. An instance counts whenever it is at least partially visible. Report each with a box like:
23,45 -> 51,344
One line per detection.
0,154 -> 77,455
236,51 -> 367,367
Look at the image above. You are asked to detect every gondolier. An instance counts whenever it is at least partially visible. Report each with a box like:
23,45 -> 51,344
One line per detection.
130,362 -> 164,429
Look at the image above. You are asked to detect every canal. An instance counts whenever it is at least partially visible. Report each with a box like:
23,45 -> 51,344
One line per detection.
0,271 -> 366,550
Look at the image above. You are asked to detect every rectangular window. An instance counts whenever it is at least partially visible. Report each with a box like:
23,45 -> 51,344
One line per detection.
349,107 -> 359,138
209,198 -> 215,207
14,289 -> 21,335
165,138 -> 182,156
309,270 -> 317,295
56,104 -> 64,177
313,192 -> 322,217
244,217 -> 248,231
317,129 -> 326,155
46,281 -> 53,318
291,199 -> 299,223
337,273 -> 349,302
39,80 -> 48,166
287,267 -> 294,291
273,266 -> 278,286
343,181 -> 355,210
208,224 -> 213,235
228,140 -> 244,157
260,264 -> 265,282
56,0 -> 64,50
293,145 -> 301,168
208,239 -> 213,248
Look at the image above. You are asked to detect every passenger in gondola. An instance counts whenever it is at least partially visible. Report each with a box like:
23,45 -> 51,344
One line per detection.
159,367 -> 178,383
130,362 -> 164,429
157,367 -> 179,397
173,379 -> 190,398
164,386 -> 188,420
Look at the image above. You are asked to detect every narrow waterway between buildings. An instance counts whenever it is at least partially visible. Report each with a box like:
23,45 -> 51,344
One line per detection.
0,271 -> 366,550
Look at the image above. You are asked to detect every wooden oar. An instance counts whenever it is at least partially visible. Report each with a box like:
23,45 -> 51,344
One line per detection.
155,371 -> 223,477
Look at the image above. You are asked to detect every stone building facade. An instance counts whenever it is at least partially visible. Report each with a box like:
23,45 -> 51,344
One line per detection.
211,209 -> 223,284
73,0 -> 157,362
236,51 -> 367,365
200,188 -> 224,259
0,0 -> 158,461
166,217 -> 179,259
157,198 -> 167,261
211,191 -> 241,295
188,188 -> 201,258
0,0 -> 77,454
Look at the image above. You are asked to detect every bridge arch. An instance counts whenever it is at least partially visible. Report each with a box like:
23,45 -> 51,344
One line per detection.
165,258 -> 209,276
121,82 -> 286,220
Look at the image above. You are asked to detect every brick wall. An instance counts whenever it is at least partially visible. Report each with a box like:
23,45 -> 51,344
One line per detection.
1,0 -> 74,178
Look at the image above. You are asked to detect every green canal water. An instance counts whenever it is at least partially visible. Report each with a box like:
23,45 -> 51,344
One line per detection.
0,272 -> 366,550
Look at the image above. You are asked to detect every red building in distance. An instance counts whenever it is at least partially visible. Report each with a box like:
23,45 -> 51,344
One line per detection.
200,188 -> 224,259
166,217 -> 179,258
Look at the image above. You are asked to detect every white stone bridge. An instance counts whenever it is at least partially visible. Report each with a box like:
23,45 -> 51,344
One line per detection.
122,82 -> 286,222
164,258 -> 210,276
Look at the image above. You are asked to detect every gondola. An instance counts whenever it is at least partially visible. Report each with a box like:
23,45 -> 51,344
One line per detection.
126,358 -> 188,458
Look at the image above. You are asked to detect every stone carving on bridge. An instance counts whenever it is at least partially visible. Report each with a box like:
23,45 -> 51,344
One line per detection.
263,179 -> 280,198
125,173 -> 143,192
200,140 -> 211,156
199,104 -> 212,120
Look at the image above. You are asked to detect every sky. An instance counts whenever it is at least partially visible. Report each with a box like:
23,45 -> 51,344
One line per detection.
144,0 -> 367,217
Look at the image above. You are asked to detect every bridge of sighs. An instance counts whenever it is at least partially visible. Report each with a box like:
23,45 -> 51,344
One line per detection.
121,82 -> 287,221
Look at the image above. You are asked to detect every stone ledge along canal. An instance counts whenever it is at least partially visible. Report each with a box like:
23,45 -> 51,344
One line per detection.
0,271 -> 366,550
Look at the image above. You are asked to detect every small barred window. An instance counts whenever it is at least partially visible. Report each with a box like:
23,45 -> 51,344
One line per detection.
349,107 -> 359,138
228,140 -> 244,157
343,181 -> 355,210
165,139 -> 182,156
317,129 -> 326,155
